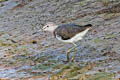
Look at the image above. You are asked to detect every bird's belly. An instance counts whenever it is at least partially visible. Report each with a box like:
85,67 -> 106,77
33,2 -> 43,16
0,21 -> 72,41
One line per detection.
56,36 -> 82,43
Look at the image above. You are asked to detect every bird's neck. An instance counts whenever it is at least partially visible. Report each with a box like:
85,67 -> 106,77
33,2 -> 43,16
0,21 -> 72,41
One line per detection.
50,25 -> 58,32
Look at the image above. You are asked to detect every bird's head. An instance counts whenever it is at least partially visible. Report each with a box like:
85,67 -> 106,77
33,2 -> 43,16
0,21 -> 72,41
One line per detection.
42,22 -> 58,32
32,22 -> 58,35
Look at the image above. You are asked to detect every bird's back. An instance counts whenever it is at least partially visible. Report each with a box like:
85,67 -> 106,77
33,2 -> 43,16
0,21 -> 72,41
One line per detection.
54,23 -> 92,40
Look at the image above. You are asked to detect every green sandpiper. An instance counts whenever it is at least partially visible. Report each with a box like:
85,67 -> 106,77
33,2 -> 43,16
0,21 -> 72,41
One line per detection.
42,22 -> 92,62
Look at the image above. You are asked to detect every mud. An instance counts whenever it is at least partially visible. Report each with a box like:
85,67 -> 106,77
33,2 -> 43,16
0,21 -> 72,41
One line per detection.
0,0 -> 120,80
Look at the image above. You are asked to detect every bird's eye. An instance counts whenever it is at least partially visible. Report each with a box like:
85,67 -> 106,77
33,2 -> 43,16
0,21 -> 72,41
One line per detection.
47,25 -> 49,27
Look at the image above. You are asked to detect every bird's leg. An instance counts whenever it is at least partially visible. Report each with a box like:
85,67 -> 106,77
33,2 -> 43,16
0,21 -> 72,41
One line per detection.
66,45 -> 75,62
71,43 -> 77,62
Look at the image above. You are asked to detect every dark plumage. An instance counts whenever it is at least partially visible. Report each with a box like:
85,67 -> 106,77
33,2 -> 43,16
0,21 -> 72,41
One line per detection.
54,23 -> 92,40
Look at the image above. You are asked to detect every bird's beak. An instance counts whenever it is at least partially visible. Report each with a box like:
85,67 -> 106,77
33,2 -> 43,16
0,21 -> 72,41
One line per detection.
32,23 -> 44,35
32,29 -> 42,35
38,29 -> 42,32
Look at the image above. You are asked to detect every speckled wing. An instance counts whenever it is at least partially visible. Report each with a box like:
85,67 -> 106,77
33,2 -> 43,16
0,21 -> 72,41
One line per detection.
54,23 -> 92,40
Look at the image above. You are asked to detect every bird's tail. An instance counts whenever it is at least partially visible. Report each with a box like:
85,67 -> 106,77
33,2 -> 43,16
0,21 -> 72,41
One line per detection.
84,24 -> 92,28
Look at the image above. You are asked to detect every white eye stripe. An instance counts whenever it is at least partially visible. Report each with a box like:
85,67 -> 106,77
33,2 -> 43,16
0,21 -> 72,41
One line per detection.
42,26 -> 46,30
